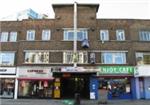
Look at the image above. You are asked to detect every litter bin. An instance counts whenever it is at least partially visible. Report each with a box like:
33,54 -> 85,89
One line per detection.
74,93 -> 80,105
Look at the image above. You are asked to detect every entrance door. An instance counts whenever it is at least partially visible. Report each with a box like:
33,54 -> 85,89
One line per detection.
139,78 -> 145,99
61,77 -> 89,99
99,79 -> 108,100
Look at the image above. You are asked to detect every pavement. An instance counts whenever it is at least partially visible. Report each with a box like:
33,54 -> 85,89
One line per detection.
1,99 -> 150,105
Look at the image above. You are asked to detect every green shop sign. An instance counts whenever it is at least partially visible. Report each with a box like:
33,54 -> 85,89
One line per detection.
98,66 -> 134,75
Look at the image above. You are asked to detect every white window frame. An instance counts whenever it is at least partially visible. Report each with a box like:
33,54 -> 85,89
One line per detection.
136,52 -> 150,65
102,52 -> 126,64
139,31 -> 150,41
116,29 -> 125,41
63,51 -> 88,64
64,29 -> 88,41
24,51 -> 49,64
100,30 -> 109,41
26,30 -> 35,41
0,52 -> 15,66
0,32 -> 8,42
9,32 -> 17,42
42,29 -> 51,40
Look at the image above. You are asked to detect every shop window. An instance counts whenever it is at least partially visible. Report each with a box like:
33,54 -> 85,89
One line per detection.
101,52 -> 126,64
63,51 -> 88,64
0,78 -> 15,98
25,51 -> 49,64
136,52 -> 150,65
0,52 -> 15,66
18,80 -> 53,98
64,29 -> 88,41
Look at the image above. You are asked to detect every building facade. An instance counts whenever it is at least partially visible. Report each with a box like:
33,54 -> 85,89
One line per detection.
0,3 -> 150,100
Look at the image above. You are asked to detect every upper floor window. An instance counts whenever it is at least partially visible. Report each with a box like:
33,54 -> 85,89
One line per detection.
136,52 -> 150,65
26,30 -> 35,41
0,52 -> 15,66
25,51 -> 49,64
100,30 -> 109,41
0,32 -> 8,42
139,31 -> 150,41
42,30 -> 51,40
116,29 -> 125,41
64,29 -> 88,41
101,52 -> 126,64
63,51 -> 88,64
9,32 -> 17,42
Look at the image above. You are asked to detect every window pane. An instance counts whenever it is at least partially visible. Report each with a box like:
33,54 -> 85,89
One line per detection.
10,32 -> 17,42
63,29 -> 88,41
42,30 -> 50,40
0,32 -> 8,42
116,30 -> 125,41
0,52 -> 15,66
100,30 -> 109,41
25,52 -> 49,63
139,31 -> 150,41
27,30 -> 35,40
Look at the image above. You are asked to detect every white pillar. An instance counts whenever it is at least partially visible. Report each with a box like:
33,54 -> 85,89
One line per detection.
14,78 -> 18,99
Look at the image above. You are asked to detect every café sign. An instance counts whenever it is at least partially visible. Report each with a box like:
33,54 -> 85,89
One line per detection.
97,66 -> 134,75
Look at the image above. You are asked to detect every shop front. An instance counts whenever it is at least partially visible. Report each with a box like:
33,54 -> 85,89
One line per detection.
134,65 -> 150,99
52,67 -> 98,100
17,66 -> 53,99
97,66 -> 135,100
0,67 -> 16,99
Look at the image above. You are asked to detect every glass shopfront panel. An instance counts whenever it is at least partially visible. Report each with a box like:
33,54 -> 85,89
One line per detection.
0,78 -> 15,98
18,80 -> 53,98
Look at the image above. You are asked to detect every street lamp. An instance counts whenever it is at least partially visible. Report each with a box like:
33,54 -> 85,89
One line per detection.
73,2 -> 77,68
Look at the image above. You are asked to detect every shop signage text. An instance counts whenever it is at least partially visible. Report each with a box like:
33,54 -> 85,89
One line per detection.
0,67 -> 16,74
98,66 -> 134,75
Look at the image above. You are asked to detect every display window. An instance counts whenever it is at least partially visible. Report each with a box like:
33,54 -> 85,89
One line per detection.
0,78 -> 15,98
18,80 -> 53,98
99,78 -> 131,98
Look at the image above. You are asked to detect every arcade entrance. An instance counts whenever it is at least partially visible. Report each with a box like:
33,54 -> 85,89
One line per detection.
53,72 -> 97,99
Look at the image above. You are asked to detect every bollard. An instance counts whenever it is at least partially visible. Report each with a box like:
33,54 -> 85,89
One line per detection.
74,93 -> 80,105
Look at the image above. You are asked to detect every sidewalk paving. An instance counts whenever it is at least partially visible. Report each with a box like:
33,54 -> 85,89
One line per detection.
0,99 -> 150,105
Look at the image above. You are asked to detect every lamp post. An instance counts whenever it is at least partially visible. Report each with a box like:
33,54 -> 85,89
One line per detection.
73,2 -> 77,68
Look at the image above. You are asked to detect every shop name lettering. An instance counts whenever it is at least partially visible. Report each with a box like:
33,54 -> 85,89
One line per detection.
99,67 -> 134,74
0,69 -> 7,72
27,70 -> 45,73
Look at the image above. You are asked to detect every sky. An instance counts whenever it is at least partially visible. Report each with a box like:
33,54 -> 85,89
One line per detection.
0,0 -> 150,19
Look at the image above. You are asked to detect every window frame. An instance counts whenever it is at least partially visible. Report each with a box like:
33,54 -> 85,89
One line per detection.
101,52 -> 126,64
63,51 -> 88,64
116,29 -> 125,41
42,29 -> 51,40
63,29 -> 88,41
0,32 -> 8,42
139,31 -> 150,41
9,32 -> 17,42
0,52 -> 15,66
100,30 -> 109,41
24,51 -> 49,64
26,30 -> 35,41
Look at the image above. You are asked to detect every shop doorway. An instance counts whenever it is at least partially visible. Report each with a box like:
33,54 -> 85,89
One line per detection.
61,77 -> 89,99
98,78 -> 132,100
139,77 -> 145,99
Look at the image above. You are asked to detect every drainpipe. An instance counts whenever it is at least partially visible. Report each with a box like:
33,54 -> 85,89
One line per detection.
73,2 -> 77,68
